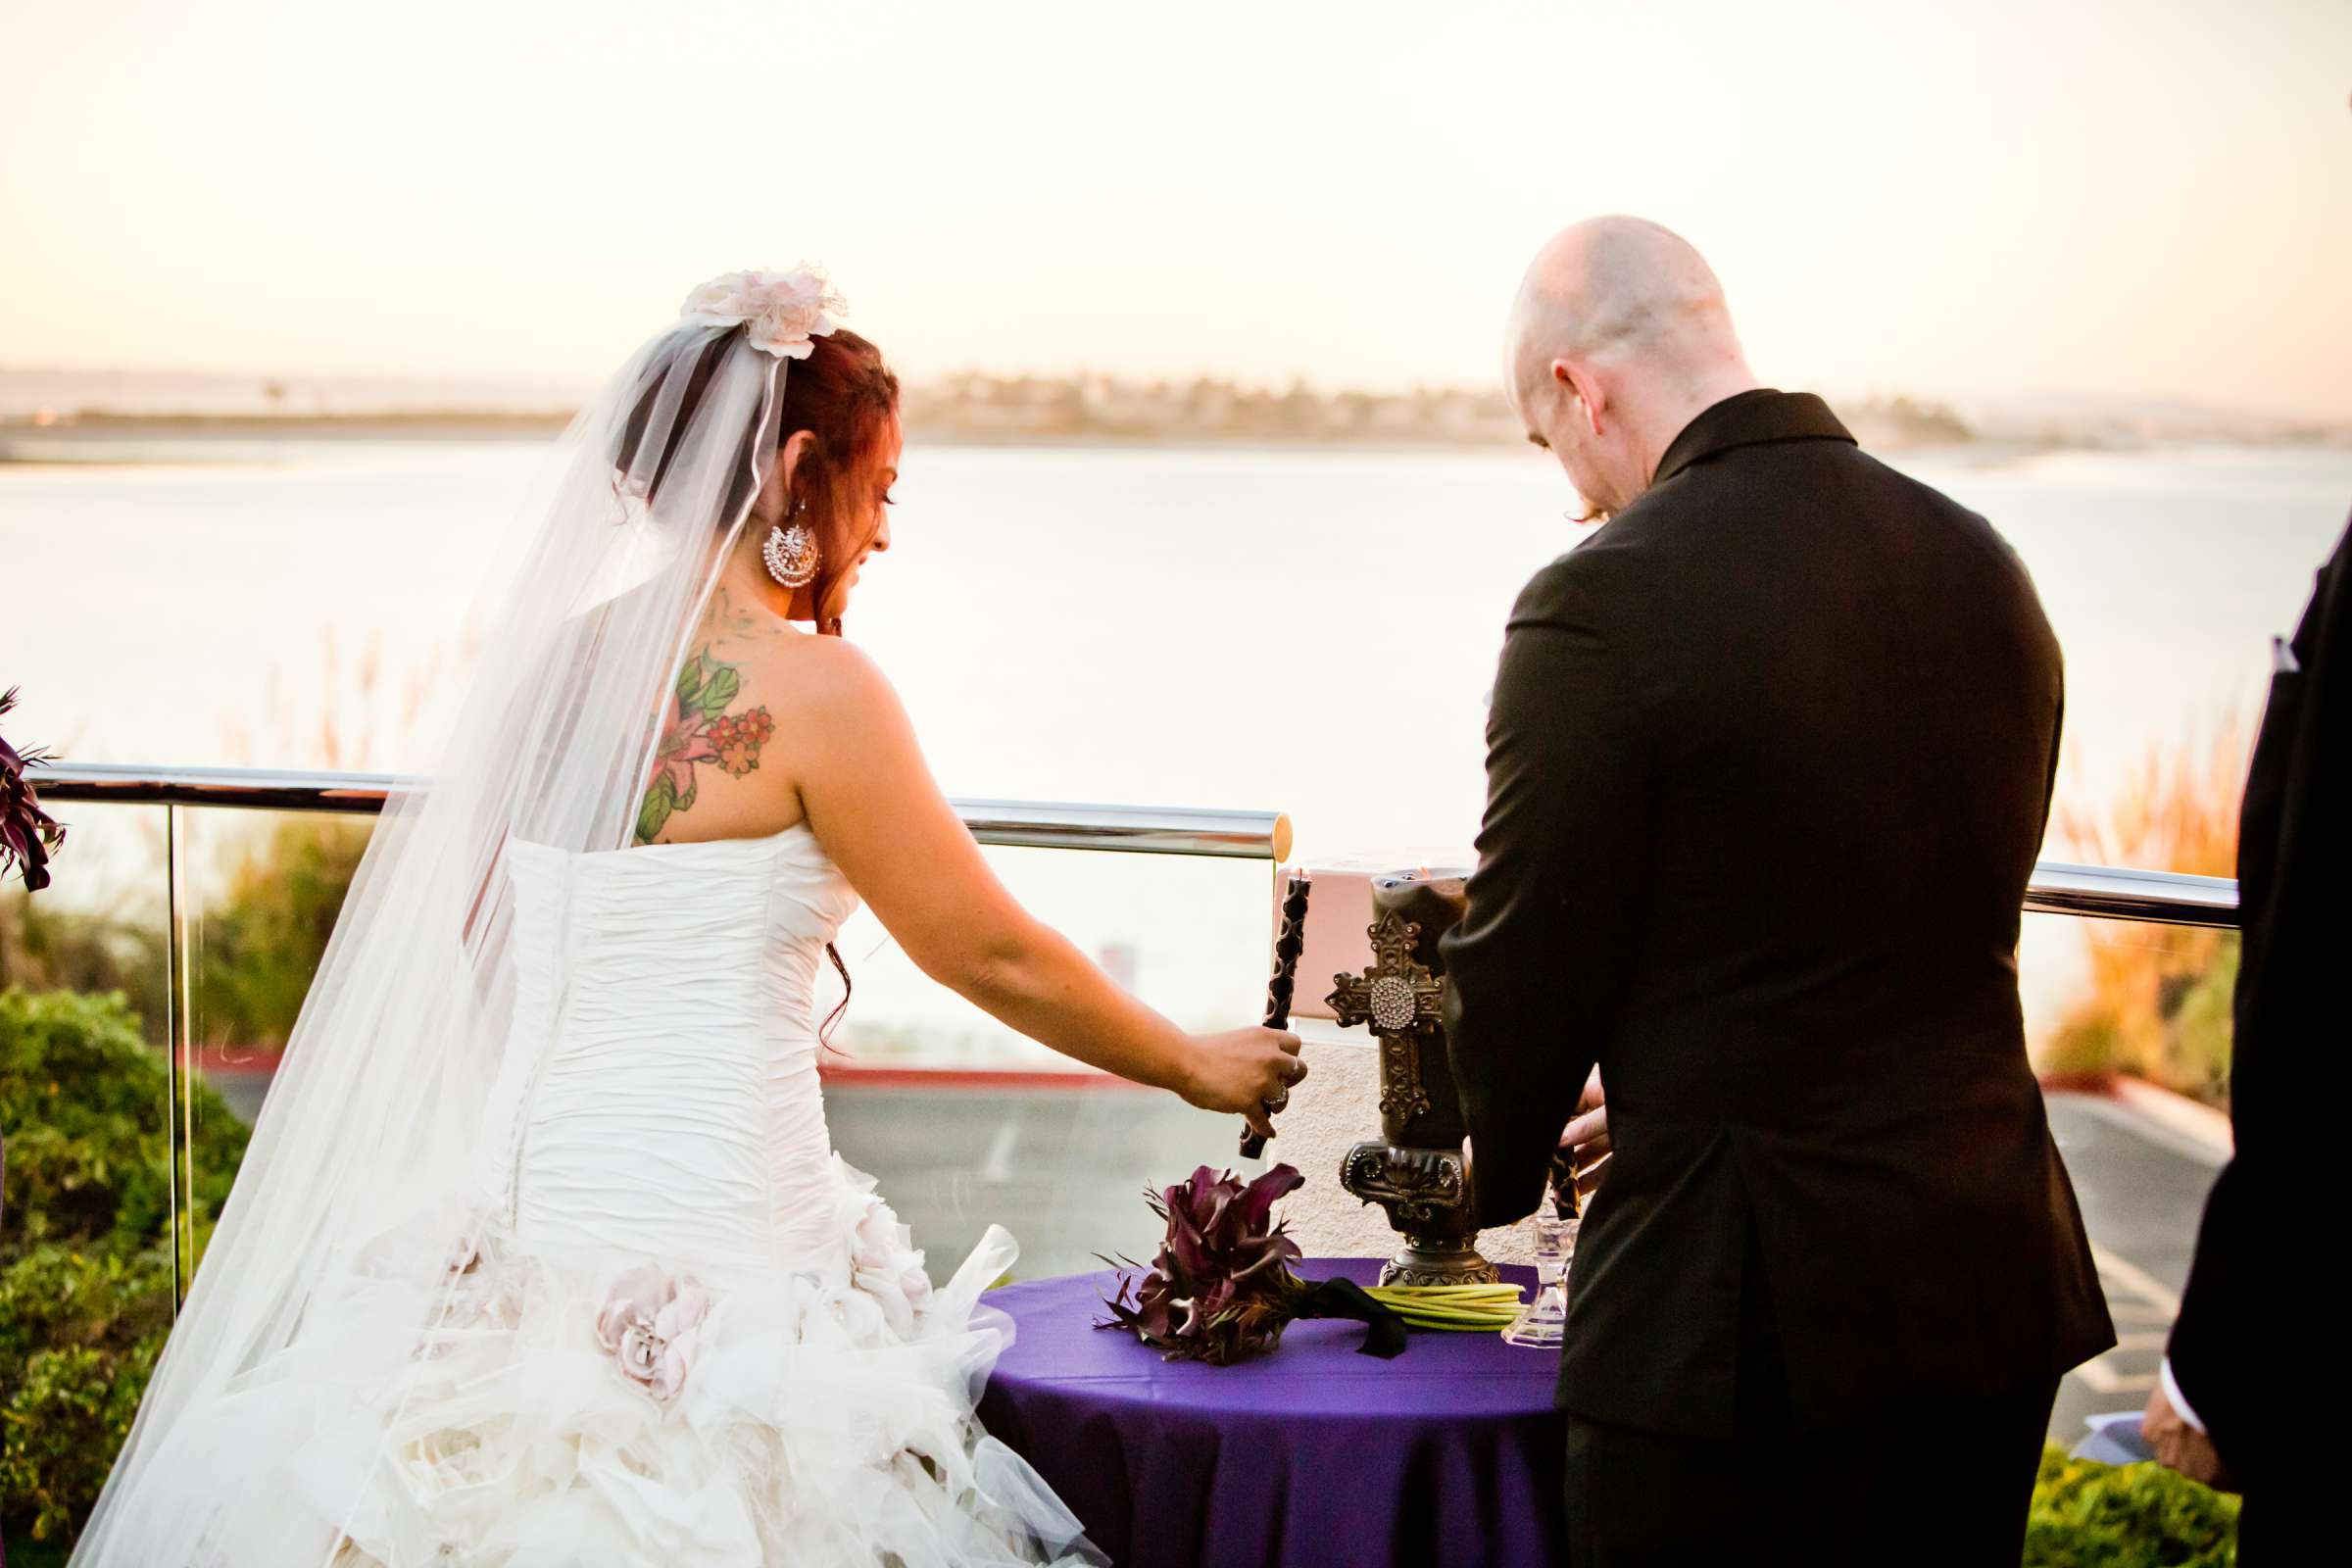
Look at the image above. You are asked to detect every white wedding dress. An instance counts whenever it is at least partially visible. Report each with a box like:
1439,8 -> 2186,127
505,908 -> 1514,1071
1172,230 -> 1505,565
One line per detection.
144,824 -> 1099,1567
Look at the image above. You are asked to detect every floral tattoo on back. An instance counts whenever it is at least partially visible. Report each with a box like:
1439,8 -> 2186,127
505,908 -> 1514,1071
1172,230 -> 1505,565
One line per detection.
636,645 -> 776,843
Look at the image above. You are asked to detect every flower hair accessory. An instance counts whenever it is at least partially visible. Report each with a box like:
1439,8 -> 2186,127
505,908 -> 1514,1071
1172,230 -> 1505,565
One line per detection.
678,266 -> 847,360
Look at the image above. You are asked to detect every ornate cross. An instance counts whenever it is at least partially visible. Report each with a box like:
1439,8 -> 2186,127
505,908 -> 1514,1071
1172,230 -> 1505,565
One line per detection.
1328,909 -> 1446,1127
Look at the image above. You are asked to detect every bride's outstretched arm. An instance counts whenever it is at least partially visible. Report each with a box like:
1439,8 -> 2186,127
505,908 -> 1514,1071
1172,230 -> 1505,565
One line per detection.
782,638 -> 1301,1137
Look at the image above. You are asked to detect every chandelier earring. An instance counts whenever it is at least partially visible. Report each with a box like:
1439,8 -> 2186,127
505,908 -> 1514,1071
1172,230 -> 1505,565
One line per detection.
762,499 -> 820,589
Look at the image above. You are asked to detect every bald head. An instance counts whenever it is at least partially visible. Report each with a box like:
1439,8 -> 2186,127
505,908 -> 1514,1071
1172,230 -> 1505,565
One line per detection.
1503,218 -> 1758,517
1506,217 -> 1746,408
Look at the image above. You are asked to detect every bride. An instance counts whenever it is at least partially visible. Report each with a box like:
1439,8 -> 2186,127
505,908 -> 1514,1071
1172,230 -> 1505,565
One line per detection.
73,270 -> 1304,1566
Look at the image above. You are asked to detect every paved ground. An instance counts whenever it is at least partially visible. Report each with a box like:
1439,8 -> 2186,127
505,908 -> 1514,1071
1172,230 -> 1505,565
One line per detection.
826,1080 -> 2228,1443
2042,1089 -> 2229,1445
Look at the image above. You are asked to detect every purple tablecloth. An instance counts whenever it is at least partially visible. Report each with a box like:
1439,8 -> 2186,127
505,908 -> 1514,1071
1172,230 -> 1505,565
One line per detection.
977,1257 -> 1565,1568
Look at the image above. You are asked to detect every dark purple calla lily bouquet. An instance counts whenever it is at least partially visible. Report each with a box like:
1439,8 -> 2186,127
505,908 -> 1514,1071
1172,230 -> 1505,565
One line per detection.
0,687 -> 66,892
1098,1162 -> 1403,1366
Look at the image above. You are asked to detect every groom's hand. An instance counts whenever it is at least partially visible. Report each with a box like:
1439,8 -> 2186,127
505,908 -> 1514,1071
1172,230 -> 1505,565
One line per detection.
1557,1067 -> 1610,1200
2140,1382 -> 2238,1491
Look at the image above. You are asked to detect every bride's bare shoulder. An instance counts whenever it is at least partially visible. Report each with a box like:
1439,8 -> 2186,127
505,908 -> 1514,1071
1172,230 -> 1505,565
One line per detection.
752,628 -> 891,705
721,617 -> 904,739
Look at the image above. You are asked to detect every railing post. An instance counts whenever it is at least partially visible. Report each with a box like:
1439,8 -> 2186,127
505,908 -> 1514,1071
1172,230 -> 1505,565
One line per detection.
163,801 -> 185,1309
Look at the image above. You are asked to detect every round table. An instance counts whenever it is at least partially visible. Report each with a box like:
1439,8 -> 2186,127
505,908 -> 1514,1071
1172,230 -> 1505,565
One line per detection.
977,1257 -> 1565,1568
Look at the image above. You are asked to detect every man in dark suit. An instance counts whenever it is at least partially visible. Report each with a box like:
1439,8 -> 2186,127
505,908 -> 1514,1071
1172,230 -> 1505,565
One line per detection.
2141,517 -> 2343,1552
1443,218 -> 2115,1563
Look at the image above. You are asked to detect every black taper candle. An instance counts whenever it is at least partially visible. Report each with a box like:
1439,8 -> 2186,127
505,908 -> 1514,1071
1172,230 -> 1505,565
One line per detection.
1240,870 -> 1312,1159
1546,1144 -> 1584,1219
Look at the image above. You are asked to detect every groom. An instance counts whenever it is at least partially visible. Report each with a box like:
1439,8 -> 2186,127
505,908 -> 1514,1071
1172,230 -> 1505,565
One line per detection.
1442,219 -> 2115,1562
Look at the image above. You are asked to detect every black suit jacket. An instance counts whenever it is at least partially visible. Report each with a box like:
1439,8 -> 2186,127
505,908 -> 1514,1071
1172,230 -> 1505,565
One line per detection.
1443,390 -> 2114,1440
2167,517 -> 2346,1492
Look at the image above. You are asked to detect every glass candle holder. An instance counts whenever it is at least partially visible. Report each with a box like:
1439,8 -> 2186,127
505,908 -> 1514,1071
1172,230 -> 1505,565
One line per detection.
1502,1213 -> 1576,1348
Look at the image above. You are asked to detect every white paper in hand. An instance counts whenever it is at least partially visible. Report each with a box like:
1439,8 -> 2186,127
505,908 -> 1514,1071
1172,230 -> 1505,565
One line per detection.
2072,1410 -> 2157,1465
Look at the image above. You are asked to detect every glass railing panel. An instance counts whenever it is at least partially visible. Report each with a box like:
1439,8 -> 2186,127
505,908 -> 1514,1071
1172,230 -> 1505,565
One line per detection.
0,802 -> 174,1559
2024,908 -> 2235,1445
823,845 -> 1273,1066
172,805 -> 368,1311
823,845 -> 1277,1278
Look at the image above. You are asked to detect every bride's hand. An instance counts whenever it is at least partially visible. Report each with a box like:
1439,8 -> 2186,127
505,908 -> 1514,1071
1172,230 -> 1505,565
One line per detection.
1182,1026 -> 1306,1141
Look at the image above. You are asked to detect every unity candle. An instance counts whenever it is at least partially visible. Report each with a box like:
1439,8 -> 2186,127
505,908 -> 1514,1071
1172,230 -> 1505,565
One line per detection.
1280,858 -> 1466,1022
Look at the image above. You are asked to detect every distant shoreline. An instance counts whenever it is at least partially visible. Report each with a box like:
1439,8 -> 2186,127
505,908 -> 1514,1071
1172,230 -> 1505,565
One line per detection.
0,411 -> 1554,465
3,408 -> 2343,468
0,411 -> 572,441
15,360 -> 2352,465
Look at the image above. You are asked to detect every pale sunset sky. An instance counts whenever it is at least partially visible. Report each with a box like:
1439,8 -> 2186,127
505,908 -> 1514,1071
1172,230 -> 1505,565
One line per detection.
4,0 -> 2347,417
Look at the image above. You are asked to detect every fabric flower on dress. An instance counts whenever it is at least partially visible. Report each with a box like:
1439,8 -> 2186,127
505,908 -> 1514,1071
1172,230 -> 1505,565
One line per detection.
596,1265 -> 711,1402
678,267 -> 847,360
838,1181 -> 933,1340
411,1214 -> 525,1351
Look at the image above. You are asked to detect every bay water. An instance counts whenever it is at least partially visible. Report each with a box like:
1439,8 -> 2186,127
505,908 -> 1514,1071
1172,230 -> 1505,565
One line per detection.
6,438 -> 2348,1053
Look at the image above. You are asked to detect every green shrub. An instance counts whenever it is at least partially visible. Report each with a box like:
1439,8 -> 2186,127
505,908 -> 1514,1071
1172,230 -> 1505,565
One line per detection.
0,1301 -> 167,1545
0,893 -> 168,1046
0,1244 -> 174,1371
189,815 -> 368,1049
0,989 -> 246,1254
1,988 -> 251,1552
2025,1443 -> 2240,1566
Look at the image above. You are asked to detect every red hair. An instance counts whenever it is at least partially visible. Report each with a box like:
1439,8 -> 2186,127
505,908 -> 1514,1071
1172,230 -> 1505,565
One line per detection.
770,329 -> 900,635
616,325 -> 901,635
776,328 -> 898,1043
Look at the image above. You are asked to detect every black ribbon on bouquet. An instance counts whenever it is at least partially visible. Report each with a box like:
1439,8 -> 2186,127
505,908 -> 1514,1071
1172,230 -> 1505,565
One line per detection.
1296,1276 -> 1408,1359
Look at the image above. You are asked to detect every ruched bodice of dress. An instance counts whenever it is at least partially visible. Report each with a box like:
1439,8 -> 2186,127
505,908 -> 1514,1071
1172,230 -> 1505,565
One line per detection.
486,824 -> 862,1280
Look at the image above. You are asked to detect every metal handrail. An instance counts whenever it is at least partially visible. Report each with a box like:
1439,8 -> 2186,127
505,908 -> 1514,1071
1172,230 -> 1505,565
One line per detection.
25,762 -> 2237,927
2022,861 -> 2239,930
25,761 -> 1294,862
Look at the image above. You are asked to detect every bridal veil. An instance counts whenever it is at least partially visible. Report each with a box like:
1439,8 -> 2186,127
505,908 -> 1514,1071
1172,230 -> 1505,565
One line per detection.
72,272 -> 841,1564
